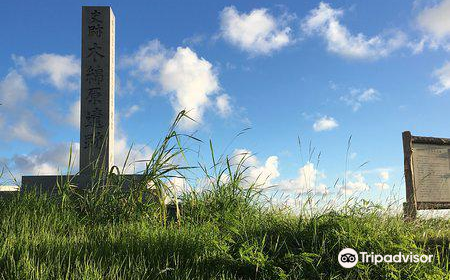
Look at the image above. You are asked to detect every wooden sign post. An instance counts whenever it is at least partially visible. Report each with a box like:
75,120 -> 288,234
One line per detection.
403,131 -> 450,220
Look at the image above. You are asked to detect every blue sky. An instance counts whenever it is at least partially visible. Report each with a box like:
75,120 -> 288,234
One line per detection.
1,0 -> 450,203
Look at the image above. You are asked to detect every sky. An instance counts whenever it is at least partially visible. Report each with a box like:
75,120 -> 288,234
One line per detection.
0,0 -> 450,204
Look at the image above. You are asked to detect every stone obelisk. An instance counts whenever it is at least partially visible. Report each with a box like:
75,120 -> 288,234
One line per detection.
22,6 -> 143,191
80,6 -> 115,177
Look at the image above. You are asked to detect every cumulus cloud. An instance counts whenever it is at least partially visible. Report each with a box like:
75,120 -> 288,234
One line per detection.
430,61 -> 450,95
301,2 -> 405,59
7,142 -> 80,176
279,162 -> 328,195
220,6 -> 292,55
215,94 -> 232,117
121,40 -> 169,81
417,0 -> 450,43
231,149 -> 280,187
0,53 -> 85,147
123,40 -> 232,130
159,47 -> 220,129
313,116 -> 338,132
11,118 -> 47,146
14,53 -> 80,90
0,71 -> 47,145
339,173 -> 370,195
0,70 -> 27,108
340,87 -> 379,111
407,1 -> 450,52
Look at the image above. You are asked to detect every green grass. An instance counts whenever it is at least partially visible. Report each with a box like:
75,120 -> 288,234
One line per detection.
1,112 -> 450,279
1,191 -> 450,279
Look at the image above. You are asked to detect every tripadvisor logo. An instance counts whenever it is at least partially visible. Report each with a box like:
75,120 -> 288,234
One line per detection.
338,248 -> 358,268
338,248 -> 434,268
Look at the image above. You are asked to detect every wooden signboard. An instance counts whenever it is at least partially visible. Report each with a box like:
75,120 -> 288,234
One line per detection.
403,131 -> 450,219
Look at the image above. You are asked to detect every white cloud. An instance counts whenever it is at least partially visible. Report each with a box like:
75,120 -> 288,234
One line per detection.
411,0 -> 450,52
313,116 -> 338,132
408,37 -> 429,54
5,130 -> 152,177
279,162 -> 328,195
11,119 -> 47,146
121,40 -> 169,81
114,115 -> 153,174
339,172 -> 370,195
215,94 -> 232,117
301,2 -> 405,59
0,54 -> 83,146
159,47 -> 220,130
373,170 -> 390,190
231,149 -> 280,187
67,99 -> 80,128
340,87 -> 379,111
8,142 -> 79,176
124,104 -> 141,118
0,69 -> 48,146
220,6 -> 292,55
123,41 -> 232,130
14,53 -> 80,90
115,77 -> 136,96
0,70 -> 27,108
114,132 -> 153,174
430,61 -> 450,95
417,0 -> 450,41
359,88 -> 379,102
379,170 -> 389,181
182,34 -> 206,46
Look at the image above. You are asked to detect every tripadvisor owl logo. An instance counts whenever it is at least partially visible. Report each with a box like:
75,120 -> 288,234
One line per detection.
338,248 -> 358,268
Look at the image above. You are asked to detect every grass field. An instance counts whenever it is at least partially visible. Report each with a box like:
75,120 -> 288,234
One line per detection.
1,187 -> 450,279
1,114 -> 449,279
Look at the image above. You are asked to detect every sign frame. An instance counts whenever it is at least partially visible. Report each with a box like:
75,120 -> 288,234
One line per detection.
403,131 -> 450,220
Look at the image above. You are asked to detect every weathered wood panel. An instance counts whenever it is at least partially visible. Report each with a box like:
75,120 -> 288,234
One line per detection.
412,143 -> 450,203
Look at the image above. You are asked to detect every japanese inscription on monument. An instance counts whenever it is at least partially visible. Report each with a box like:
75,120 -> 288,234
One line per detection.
81,6 -> 115,175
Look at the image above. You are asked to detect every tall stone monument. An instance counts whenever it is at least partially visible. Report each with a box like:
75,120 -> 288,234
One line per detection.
22,6 -> 142,190
80,6 -> 115,176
